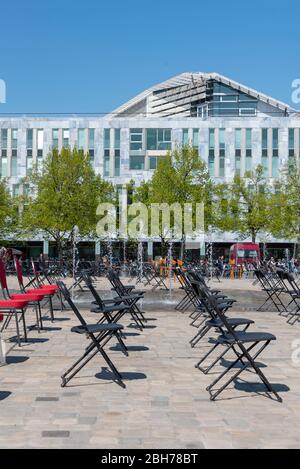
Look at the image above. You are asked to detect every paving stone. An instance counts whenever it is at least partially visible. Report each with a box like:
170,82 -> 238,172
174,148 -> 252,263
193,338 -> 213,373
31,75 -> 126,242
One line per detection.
0,276 -> 300,448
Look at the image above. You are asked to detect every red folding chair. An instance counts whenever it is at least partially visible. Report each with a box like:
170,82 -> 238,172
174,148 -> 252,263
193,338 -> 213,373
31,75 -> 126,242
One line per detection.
0,258 -> 45,334
14,256 -> 57,322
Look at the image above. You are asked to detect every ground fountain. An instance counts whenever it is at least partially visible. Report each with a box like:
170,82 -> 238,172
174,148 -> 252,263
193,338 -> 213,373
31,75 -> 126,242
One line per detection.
137,241 -> 144,283
167,240 -> 173,298
71,225 -> 80,300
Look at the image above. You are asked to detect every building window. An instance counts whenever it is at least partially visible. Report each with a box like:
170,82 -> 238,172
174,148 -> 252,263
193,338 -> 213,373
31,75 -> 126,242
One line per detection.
78,129 -> 85,150
88,129 -> 95,162
130,155 -> 145,170
146,129 -> 171,151
149,155 -> 163,170
192,129 -> 199,149
219,128 -> 225,177
288,128 -> 296,169
37,129 -> 44,167
11,150 -> 18,177
115,150 -> 120,176
245,128 -> 252,172
114,129 -> 120,150
272,128 -> 279,177
208,129 -> 215,176
104,154 -> 110,177
63,129 -> 69,148
103,129 -> 110,176
1,129 -> 8,150
26,129 -> 33,150
261,128 -> 268,177
235,129 -> 241,176
104,128 -> 110,149
52,129 -> 59,149
182,129 -> 189,146
130,128 -> 143,151
0,129 -> 8,177
12,129 -> 18,150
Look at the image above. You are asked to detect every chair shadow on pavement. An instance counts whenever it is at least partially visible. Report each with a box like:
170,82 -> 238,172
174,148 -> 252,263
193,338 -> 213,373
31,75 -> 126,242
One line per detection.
0,391 -> 11,401
95,367 -> 147,382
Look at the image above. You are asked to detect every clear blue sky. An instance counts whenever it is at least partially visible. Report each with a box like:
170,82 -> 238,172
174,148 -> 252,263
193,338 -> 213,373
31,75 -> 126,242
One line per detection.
0,0 -> 299,113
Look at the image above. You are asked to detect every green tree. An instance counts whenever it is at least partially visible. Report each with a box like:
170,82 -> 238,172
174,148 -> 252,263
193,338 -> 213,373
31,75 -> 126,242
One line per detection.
0,179 -> 16,240
214,166 -> 273,243
269,162 -> 300,255
22,148 -> 114,257
133,145 -> 212,256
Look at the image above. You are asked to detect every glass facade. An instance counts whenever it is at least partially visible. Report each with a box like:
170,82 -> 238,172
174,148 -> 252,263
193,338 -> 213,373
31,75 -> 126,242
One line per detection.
130,155 -> 145,170
52,129 -> 59,149
104,129 -> 110,177
26,129 -> 33,176
202,81 -> 258,117
146,129 -> 171,151
130,129 -> 143,151
63,129 -> 69,147
114,129 -> 120,176
262,128 -> 268,177
192,129 -> 199,149
245,128 -> 252,172
219,128 -> 225,177
208,129 -> 215,176
182,129 -> 189,146
89,128 -> 95,161
78,129 -> 85,149
235,129 -> 241,176
272,128 -> 279,177
0,129 -> 8,177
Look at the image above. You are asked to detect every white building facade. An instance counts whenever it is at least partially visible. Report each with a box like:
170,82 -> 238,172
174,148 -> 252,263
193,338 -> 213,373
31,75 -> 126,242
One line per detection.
0,72 -> 299,257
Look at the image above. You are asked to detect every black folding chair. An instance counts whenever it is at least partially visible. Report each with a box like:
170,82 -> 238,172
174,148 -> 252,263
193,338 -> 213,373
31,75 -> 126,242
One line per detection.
107,270 -> 147,329
198,286 -> 282,402
255,269 -> 287,313
189,280 -> 254,373
57,281 -> 126,388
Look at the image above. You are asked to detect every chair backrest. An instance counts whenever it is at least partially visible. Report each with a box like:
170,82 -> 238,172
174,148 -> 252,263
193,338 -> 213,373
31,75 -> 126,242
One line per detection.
82,274 -> 104,308
0,258 -> 10,297
57,281 -> 87,327
14,256 -> 25,290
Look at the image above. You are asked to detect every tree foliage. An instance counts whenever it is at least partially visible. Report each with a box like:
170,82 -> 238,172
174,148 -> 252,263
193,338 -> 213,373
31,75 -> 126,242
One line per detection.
22,148 -> 114,255
213,166 -> 273,243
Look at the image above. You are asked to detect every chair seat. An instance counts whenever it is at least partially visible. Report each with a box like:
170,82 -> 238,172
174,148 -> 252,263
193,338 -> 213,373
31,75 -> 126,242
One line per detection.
39,285 -> 59,292
91,304 -> 129,314
217,331 -> 276,345
11,293 -> 45,301
28,288 -> 53,296
0,299 -> 29,309
71,323 -> 123,334
206,317 -> 255,327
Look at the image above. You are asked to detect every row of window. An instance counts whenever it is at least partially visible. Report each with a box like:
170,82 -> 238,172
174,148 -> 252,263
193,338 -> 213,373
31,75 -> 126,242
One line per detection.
1,127 -> 300,179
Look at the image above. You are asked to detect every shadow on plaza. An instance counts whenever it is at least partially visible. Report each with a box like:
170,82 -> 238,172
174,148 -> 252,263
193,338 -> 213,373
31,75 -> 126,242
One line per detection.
109,344 -> 149,352
95,367 -> 147,382
0,391 -> 11,401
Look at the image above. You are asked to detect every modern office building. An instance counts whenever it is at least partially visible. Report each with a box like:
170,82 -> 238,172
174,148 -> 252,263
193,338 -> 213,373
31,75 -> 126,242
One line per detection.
0,72 -> 299,258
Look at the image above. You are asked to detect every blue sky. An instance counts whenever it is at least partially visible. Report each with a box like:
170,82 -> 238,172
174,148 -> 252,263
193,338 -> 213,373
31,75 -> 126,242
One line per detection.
0,0 -> 299,113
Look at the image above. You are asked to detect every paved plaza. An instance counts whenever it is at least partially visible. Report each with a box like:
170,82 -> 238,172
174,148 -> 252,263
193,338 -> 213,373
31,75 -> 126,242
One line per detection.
0,277 -> 300,449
